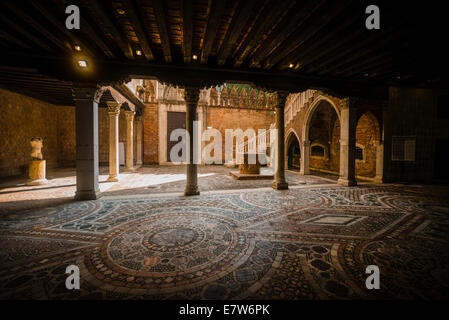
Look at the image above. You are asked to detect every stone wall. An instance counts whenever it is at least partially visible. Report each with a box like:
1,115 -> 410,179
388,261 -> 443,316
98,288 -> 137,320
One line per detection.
0,88 -> 75,178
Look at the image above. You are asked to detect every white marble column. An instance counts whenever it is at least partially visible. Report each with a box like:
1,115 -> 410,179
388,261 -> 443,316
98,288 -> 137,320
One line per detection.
106,102 -> 120,182
124,110 -> 135,171
272,91 -> 289,190
338,98 -> 357,186
72,84 -> 104,200
184,86 -> 200,196
300,140 -> 310,175
136,115 -> 143,166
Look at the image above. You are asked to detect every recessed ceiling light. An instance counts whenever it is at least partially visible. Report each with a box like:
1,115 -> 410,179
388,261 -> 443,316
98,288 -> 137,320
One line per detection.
192,54 -> 198,60
74,45 -> 82,52
136,50 -> 142,56
117,8 -> 125,15
288,63 -> 294,68
77,60 -> 88,68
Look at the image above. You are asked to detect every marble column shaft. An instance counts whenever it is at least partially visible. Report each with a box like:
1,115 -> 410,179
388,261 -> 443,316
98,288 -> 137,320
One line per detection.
124,110 -> 135,171
72,84 -> 103,200
107,102 -> 120,182
338,98 -> 358,186
184,87 -> 200,196
272,91 -> 289,190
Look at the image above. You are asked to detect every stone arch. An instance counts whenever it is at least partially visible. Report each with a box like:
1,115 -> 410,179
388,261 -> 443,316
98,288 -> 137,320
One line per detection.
355,111 -> 382,179
302,96 -> 341,143
300,96 -> 341,175
285,129 -> 301,169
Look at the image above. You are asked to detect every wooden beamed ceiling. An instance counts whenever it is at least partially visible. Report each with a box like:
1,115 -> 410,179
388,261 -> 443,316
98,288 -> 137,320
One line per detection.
0,0 -> 447,104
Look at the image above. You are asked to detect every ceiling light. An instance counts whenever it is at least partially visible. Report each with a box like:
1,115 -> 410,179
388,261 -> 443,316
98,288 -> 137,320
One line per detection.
77,60 -> 88,68
192,54 -> 198,60
136,50 -> 142,56
288,63 -> 294,68
74,45 -> 82,52
117,8 -> 125,15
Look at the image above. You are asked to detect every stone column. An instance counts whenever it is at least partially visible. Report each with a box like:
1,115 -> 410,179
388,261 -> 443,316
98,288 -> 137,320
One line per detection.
338,98 -> 358,186
106,101 -> 120,182
136,115 -> 143,166
124,110 -> 135,171
72,84 -> 103,200
272,91 -> 289,190
184,86 -> 200,196
300,140 -> 310,175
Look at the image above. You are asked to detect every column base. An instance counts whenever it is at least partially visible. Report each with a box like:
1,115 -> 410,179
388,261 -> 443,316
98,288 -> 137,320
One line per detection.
75,190 -> 102,200
272,181 -> 289,190
373,176 -> 384,184
184,185 -> 200,196
26,178 -> 48,186
107,176 -> 119,182
337,178 -> 358,186
124,167 -> 135,172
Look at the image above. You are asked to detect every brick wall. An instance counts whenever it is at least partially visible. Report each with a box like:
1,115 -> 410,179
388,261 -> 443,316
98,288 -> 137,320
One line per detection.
355,113 -> 378,178
204,106 -> 275,162
0,88 -> 75,178
143,102 -> 159,164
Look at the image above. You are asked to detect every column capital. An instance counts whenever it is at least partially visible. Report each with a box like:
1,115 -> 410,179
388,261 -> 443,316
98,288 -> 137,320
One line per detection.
124,110 -> 135,121
72,84 -> 105,104
184,86 -> 201,105
340,97 -> 359,109
106,101 -> 121,115
302,140 -> 311,147
274,91 -> 289,109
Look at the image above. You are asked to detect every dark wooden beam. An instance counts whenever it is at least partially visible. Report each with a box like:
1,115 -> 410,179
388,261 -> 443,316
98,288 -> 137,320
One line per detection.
51,0 -> 115,58
200,0 -> 226,64
27,0 -> 98,58
250,0 -> 321,68
277,14 -> 358,71
181,0 -> 193,63
121,0 -> 154,61
152,0 -> 172,63
217,0 -> 257,65
85,0 -> 134,59
0,12 -> 53,52
233,0 -> 289,67
264,0 -> 351,69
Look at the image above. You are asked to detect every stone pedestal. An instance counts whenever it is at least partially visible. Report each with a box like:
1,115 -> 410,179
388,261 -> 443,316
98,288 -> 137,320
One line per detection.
27,160 -> 48,185
239,153 -> 261,174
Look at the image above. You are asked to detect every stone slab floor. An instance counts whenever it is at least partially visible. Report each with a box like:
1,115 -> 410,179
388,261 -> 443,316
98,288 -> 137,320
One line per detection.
0,166 -> 449,299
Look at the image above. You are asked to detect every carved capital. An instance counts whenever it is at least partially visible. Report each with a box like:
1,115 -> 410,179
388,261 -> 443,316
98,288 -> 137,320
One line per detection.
340,97 -> 358,109
72,84 -> 105,104
183,86 -> 201,106
124,110 -> 135,122
106,101 -> 121,115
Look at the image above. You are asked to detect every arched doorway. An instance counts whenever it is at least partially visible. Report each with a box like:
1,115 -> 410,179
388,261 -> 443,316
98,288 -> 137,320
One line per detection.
286,131 -> 301,170
301,97 -> 341,176
355,112 -> 381,180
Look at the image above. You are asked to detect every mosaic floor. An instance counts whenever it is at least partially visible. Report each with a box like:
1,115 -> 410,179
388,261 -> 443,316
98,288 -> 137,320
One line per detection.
0,166 -> 336,215
1,178 -> 449,300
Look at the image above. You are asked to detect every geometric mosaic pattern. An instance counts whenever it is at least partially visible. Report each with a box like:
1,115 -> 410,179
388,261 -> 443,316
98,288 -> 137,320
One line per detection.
0,183 -> 448,299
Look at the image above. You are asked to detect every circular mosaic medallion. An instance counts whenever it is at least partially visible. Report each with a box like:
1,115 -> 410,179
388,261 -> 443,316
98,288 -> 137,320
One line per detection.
87,212 -> 252,290
143,227 -> 203,252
